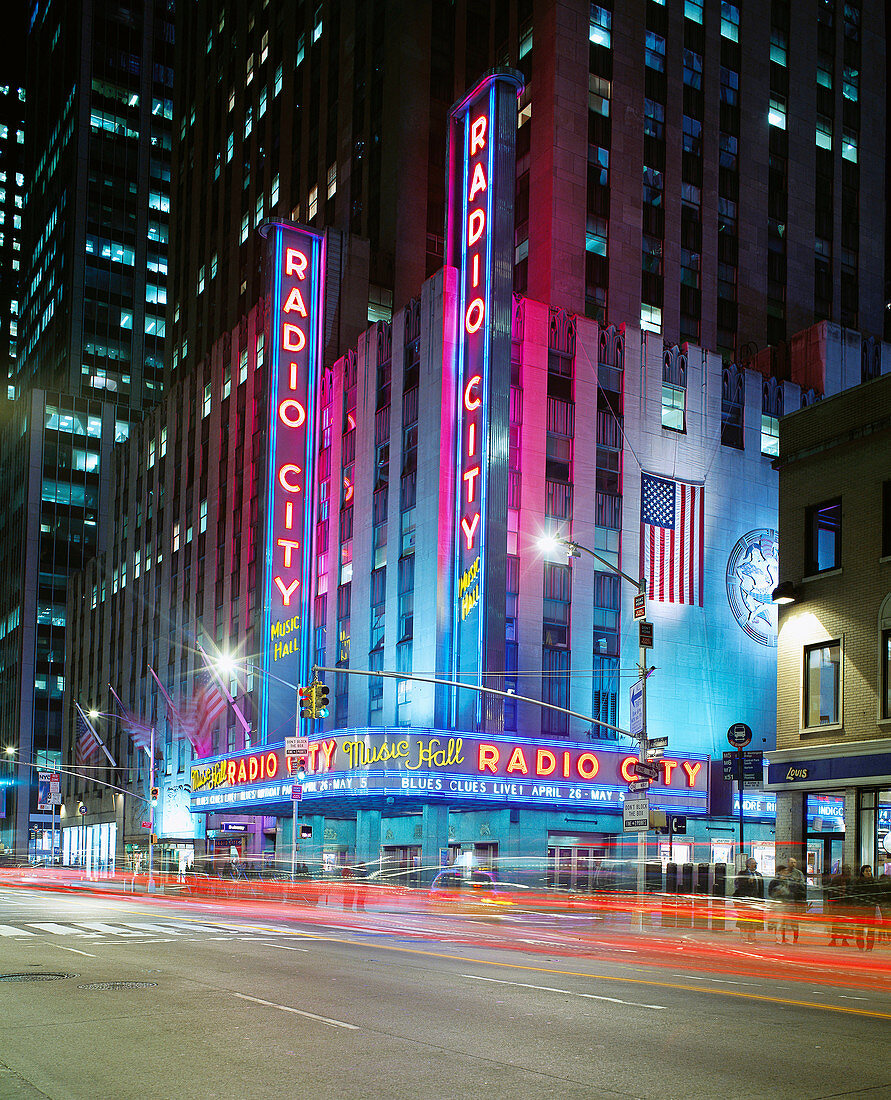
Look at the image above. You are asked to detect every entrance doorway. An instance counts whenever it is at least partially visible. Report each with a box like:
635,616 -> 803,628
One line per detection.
380,845 -> 422,887
547,843 -> 606,891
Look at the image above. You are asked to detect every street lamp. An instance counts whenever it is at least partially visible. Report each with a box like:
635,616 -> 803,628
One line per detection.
539,532 -> 652,901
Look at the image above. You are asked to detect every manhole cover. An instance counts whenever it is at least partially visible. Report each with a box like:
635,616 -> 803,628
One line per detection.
78,981 -> 158,991
0,973 -> 76,982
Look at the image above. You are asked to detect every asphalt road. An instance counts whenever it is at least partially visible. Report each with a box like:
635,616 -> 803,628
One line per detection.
1,884 -> 889,1100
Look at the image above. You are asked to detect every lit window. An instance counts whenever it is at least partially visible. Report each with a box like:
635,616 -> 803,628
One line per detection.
255,193 -> 264,227
296,34 -> 305,67
246,53 -> 254,85
211,253 -> 218,278
120,310 -> 133,329
842,130 -> 858,163
259,87 -> 267,118
199,499 -> 207,534
805,498 -> 841,574
816,116 -> 832,150
173,522 -> 180,552
768,95 -> 787,129
222,368 -> 231,400
308,185 -> 318,220
804,641 -> 841,727
843,66 -> 859,102
271,173 -> 280,208
240,212 -> 249,243
239,348 -> 248,384
588,74 -> 610,116
661,382 -> 686,431
721,2 -> 739,41
313,6 -> 323,42
327,162 -> 337,199
160,426 -> 167,457
226,132 -> 233,162
274,64 -> 283,95
148,438 -> 156,469
256,333 -> 265,369
641,303 -> 662,334
261,30 -> 269,63
197,265 -> 205,294
760,414 -> 779,457
770,28 -> 787,65
685,0 -> 703,23
203,381 -> 212,418
589,5 -> 611,48
244,107 -> 252,139
645,31 -> 665,72
817,62 -> 833,89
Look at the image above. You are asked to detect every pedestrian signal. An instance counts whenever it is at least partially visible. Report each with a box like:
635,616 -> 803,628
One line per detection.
317,683 -> 330,718
299,824 -> 313,839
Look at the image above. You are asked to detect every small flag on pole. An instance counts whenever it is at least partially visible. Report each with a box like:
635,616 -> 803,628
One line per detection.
73,704 -> 116,767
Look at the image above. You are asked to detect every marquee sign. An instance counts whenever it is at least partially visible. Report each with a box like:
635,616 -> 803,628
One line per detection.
259,221 -> 325,743
189,730 -> 709,814
446,69 -> 523,731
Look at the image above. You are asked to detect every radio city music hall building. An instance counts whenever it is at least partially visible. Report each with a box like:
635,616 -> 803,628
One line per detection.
62,58 -> 888,877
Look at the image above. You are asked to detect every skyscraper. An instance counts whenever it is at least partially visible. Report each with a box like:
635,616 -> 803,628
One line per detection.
0,0 -> 173,860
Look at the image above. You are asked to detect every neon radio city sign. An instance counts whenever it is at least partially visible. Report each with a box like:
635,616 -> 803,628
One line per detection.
191,734 -> 707,796
260,221 -> 324,742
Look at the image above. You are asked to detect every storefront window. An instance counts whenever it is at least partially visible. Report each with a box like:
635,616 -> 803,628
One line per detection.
804,640 -> 840,726
876,789 -> 891,874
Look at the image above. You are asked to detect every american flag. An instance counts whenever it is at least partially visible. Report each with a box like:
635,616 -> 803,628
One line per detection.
178,675 -> 228,759
122,711 -> 154,755
640,472 -> 704,606
75,708 -> 103,766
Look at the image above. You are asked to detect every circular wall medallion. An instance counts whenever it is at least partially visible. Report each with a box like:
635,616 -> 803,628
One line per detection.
725,529 -> 779,648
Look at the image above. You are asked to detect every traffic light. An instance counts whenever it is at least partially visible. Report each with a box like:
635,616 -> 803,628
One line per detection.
149,786 -> 159,806
317,683 -> 330,718
299,824 -> 313,839
149,833 -> 158,845
295,755 -> 307,781
670,815 -> 687,835
299,685 -> 314,720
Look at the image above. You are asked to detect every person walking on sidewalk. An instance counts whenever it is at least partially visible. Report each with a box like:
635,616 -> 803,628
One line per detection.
850,865 -> 877,952
768,865 -> 794,943
733,857 -> 764,943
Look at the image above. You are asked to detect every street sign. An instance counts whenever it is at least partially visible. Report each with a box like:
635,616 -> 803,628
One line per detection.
648,736 -> 669,748
632,759 -> 659,779
623,799 -> 649,832
633,592 -> 647,620
727,722 -> 752,748
638,620 -> 654,649
285,736 -> 298,756
141,821 -> 150,829
630,679 -> 645,739
645,746 -> 663,760
291,784 -> 303,801
723,749 -> 764,786
627,779 -> 651,793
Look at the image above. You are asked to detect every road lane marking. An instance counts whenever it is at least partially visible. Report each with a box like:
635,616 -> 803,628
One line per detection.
0,924 -> 36,936
292,935 -> 891,1021
26,923 -> 102,936
262,943 -> 310,952
463,974 -> 666,1010
229,991 -> 359,1029
51,945 -> 97,957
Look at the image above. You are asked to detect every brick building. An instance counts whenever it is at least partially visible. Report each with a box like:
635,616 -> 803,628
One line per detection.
770,369 -> 891,879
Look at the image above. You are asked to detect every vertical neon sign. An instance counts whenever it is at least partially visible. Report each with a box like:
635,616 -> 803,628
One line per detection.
259,221 -> 325,744
446,70 -> 523,731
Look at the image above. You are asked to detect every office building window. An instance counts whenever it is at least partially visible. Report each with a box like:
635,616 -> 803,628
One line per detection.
662,383 -> 685,432
804,641 -> 840,728
761,414 -> 779,457
805,498 -> 841,573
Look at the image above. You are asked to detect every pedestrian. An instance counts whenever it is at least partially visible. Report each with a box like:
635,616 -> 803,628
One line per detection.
733,857 -> 764,942
785,857 -> 807,943
768,865 -> 794,943
850,865 -> 877,952
877,871 -> 891,945
827,864 -> 852,946
341,861 -> 355,910
354,859 -> 368,911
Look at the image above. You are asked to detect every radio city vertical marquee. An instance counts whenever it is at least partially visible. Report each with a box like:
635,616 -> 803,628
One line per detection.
446,69 -> 523,731
259,221 -> 325,743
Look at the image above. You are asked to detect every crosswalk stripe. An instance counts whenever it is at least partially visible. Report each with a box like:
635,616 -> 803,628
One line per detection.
26,923 -> 101,936
0,924 -> 36,936
74,922 -> 157,936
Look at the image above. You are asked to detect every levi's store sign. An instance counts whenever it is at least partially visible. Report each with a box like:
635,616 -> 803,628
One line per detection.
259,221 -> 325,743
189,731 -> 709,815
446,69 -> 523,731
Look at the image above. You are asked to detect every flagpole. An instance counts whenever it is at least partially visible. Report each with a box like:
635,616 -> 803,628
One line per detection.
148,726 -> 155,892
